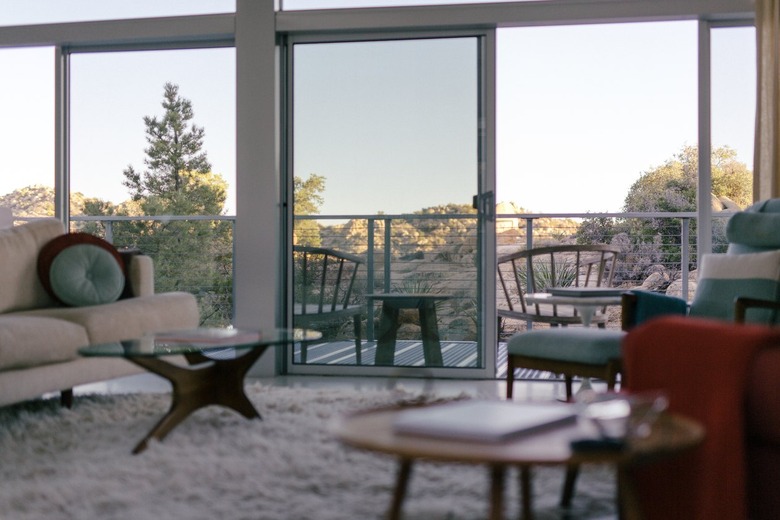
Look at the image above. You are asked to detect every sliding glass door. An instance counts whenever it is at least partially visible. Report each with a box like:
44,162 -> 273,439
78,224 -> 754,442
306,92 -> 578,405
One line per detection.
286,32 -> 495,377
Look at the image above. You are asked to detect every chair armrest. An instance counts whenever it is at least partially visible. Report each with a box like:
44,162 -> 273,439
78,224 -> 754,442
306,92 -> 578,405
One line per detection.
734,297 -> 780,324
127,255 -> 155,297
621,290 -> 688,330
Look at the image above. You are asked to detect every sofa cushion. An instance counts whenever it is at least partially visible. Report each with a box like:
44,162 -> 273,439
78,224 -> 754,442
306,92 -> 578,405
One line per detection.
0,219 -> 64,313
689,251 -> 780,324
0,315 -> 89,371
38,232 -> 125,306
13,292 -> 200,344
48,244 -> 125,307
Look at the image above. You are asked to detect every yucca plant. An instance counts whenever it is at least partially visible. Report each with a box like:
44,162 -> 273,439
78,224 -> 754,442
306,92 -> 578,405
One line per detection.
516,258 -> 578,293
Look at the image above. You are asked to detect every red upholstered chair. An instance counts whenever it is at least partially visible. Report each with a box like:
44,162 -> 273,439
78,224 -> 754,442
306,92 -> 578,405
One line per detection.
622,315 -> 780,520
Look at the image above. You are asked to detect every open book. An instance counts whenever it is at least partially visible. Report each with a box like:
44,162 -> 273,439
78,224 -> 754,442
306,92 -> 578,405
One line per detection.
393,400 -> 577,443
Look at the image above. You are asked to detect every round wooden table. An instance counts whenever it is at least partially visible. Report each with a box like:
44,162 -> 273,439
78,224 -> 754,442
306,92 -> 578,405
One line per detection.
332,403 -> 704,520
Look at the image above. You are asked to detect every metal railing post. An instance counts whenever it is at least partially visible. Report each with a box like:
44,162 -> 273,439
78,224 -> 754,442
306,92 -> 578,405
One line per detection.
105,220 -> 114,244
681,217 -> 690,301
367,217 -> 376,341
384,217 -> 392,292
525,218 -> 534,330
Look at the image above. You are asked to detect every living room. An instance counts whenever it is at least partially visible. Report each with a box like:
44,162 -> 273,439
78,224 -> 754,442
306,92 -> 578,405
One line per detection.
1,1 -> 778,518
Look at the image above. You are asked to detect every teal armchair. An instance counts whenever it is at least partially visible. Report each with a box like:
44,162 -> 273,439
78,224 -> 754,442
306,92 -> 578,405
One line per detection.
623,198 -> 780,328
505,198 -> 780,509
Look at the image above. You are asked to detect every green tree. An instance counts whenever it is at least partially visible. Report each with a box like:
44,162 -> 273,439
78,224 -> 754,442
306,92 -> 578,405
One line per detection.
577,145 -> 752,283
294,173 -> 326,247
0,185 -> 95,219
123,82 -> 212,207
104,83 -> 232,326
623,145 -> 751,212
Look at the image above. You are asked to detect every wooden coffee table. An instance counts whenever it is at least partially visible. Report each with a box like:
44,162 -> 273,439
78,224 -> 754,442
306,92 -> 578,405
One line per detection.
332,402 -> 704,520
80,327 -> 321,454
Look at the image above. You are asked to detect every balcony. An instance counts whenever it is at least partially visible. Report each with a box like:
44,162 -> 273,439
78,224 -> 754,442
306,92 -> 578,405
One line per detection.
61,210 -> 733,376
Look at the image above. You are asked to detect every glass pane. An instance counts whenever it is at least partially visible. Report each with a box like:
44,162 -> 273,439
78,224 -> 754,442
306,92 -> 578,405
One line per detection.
710,25 -> 756,253
0,48 -> 55,220
497,22 -> 698,214
70,48 -> 236,326
496,22 -> 700,338
292,37 -> 481,369
0,0 -> 234,27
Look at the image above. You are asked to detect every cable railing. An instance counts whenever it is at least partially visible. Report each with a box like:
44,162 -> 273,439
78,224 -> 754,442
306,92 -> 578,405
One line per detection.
51,211 -> 735,335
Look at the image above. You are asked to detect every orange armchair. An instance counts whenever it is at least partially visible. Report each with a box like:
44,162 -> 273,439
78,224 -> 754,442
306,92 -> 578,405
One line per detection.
622,316 -> 780,520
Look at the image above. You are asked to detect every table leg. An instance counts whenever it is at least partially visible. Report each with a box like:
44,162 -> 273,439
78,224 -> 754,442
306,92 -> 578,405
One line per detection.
572,304 -> 597,396
561,465 -> 579,507
489,465 -> 506,520
375,303 -> 400,366
128,346 -> 267,454
520,466 -> 533,520
572,304 -> 598,328
617,466 -> 643,520
418,301 -> 444,367
389,458 -> 413,520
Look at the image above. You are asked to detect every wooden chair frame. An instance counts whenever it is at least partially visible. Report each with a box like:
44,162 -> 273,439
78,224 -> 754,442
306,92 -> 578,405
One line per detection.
497,244 -> 622,329
293,246 -> 365,364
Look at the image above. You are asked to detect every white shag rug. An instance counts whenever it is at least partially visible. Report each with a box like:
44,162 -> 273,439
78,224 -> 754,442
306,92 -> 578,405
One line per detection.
0,384 -> 616,520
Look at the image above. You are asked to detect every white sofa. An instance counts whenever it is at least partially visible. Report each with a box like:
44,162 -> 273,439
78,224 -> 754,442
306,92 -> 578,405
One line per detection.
0,219 -> 200,407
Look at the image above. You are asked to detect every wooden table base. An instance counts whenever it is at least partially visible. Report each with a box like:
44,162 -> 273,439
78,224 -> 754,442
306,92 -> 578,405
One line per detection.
127,347 -> 268,454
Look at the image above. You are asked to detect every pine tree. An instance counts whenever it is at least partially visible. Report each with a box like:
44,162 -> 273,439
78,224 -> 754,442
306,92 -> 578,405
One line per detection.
113,83 -> 232,326
122,82 -> 218,212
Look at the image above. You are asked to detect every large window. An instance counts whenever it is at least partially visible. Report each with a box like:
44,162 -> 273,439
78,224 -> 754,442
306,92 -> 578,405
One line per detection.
70,48 -> 236,216
712,25 -> 756,195
0,0 -> 235,27
289,35 -> 487,374
69,47 -> 236,326
497,22 -> 698,214
0,48 -> 55,219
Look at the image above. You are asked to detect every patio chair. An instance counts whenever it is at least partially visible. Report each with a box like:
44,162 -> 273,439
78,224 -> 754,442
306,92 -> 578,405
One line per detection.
293,246 -> 366,364
506,199 -> 780,402
497,244 -> 621,331
499,244 -> 622,403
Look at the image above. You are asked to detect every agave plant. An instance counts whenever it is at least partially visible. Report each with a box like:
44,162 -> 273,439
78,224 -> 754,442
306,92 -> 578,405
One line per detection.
514,258 -> 578,292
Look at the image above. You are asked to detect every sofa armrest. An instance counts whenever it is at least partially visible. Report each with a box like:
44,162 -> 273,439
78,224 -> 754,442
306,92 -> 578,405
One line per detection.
127,255 -> 155,297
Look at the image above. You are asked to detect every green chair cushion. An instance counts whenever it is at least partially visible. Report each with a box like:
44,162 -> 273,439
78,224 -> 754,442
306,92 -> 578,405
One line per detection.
507,328 -> 625,365
689,251 -> 780,324
49,244 -> 125,307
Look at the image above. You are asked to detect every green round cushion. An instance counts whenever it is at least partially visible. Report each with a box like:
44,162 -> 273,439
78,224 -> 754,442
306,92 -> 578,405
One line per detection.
49,244 -> 125,307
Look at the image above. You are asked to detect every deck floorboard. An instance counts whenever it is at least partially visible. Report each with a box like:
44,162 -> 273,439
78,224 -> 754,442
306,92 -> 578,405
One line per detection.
294,340 -> 572,381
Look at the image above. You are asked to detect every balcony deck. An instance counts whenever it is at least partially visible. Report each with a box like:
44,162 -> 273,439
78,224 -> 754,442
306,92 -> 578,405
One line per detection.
292,340 -> 564,381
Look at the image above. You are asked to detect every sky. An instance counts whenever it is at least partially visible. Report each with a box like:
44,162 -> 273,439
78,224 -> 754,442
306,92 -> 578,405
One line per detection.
0,4 -> 756,216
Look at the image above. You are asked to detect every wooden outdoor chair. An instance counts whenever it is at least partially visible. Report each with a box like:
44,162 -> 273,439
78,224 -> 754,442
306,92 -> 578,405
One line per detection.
293,246 -> 366,364
497,244 -> 621,331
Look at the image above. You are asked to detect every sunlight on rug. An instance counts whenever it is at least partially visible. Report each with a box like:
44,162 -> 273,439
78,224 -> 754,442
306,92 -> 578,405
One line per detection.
0,384 -> 616,520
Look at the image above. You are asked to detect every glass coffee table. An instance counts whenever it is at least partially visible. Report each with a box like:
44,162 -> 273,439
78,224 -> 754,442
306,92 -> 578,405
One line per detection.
80,327 -> 321,454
